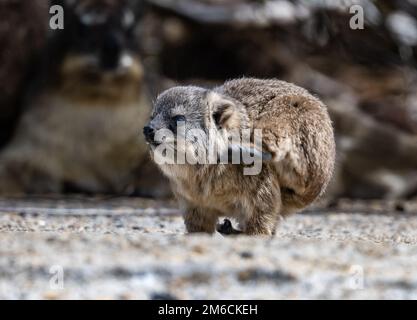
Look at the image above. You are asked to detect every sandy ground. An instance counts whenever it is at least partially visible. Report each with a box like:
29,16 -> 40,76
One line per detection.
0,196 -> 417,299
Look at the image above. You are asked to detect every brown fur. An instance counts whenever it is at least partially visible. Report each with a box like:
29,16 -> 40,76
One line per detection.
56,54 -> 146,106
0,77 -> 151,194
148,78 -> 336,235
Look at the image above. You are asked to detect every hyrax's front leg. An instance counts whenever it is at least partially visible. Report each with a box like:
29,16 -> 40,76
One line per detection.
0,159 -> 60,194
183,206 -> 220,234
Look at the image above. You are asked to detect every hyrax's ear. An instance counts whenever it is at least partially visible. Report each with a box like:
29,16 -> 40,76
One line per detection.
53,0 -> 73,7
51,0 -> 75,11
207,92 -> 241,130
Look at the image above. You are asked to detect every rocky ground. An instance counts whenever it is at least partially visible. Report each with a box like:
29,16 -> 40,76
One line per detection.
0,196 -> 417,299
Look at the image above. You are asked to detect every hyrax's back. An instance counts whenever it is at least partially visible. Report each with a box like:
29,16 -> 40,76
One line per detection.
219,78 -> 336,212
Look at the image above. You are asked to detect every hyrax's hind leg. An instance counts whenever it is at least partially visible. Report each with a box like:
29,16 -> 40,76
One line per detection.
183,206 -> 220,234
242,210 -> 280,236
239,194 -> 281,236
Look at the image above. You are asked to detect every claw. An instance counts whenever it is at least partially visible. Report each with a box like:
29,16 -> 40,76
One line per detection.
216,218 -> 243,236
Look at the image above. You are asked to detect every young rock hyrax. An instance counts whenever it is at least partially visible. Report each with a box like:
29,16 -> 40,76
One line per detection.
144,78 -> 335,235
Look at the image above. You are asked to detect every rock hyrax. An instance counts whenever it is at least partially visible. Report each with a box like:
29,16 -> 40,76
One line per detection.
144,78 -> 335,235
0,0 -> 152,194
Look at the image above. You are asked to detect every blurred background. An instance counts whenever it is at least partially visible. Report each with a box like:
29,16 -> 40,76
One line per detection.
1,0 -> 417,201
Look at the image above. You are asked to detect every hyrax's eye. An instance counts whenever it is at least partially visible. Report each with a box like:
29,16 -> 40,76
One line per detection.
169,115 -> 186,132
172,115 -> 186,123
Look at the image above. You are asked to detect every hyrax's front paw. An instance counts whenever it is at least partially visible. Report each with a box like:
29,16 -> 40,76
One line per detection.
216,219 -> 243,236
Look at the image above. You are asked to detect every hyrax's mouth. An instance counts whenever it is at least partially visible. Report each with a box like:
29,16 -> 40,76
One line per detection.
148,139 -> 177,148
60,52 -> 143,85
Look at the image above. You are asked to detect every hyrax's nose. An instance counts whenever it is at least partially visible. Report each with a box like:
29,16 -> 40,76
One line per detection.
143,126 -> 155,143
100,32 -> 122,71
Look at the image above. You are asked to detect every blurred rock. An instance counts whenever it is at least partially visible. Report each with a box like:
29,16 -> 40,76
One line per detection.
0,0 -> 49,147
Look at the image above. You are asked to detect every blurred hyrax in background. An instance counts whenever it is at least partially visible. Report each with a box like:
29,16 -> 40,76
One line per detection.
0,0 -> 166,195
